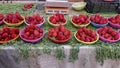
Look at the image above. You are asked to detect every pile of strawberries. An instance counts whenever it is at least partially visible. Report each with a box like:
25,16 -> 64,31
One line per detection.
0,13 -> 4,21
25,14 -> 44,25
104,0 -> 114,2
23,3 -> 33,11
97,27 -> 119,40
49,13 -> 66,24
72,14 -> 89,25
48,25 -> 71,41
90,14 -> 108,24
4,11 -> 24,24
0,26 -> 19,41
108,14 -> 120,25
21,25 -> 44,40
76,27 -> 97,42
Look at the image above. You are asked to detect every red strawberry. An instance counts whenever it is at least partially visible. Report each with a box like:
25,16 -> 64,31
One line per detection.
22,25 -> 43,40
49,13 -> 66,25
90,14 -> 107,24
76,27 -> 97,42
98,27 -> 119,40
48,25 -> 71,42
0,13 -> 4,21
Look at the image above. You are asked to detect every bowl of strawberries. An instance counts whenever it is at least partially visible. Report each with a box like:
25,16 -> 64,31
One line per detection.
0,26 -> 19,44
48,13 -> 67,27
108,14 -> 120,29
90,14 -> 108,28
71,14 -> 90,27
74,27 -> 99,44
97,27 -> 120,43
48,25 -> 71,43
20,25 -> 44,43
3,11 -> 24,27
0,13 -> 4,25
25,13 -> 45,27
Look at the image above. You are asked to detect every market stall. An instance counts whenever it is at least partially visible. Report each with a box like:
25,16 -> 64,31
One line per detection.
0,0 -> 120,68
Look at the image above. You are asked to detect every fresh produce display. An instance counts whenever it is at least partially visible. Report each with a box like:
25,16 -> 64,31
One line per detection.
48,25 -> 71,43
20,25 -> 44,43
0,26 -> 19,43
25,13 -> 44,26
90,14 -> 108,27
0,13 -> 4,25
4,11 -> 24,26
97,26 -> 120,43
23,3 -> 33,11
75,27 -> 99,44
71,14 -> 90,27
48,13 -> 67,26
108,14 -> 120,28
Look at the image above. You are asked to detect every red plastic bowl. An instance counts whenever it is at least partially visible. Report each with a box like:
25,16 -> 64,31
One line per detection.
20,28 -> 45,43
109,21 -> 120,29
96,28 -> 120,43
48,30 -> 71,44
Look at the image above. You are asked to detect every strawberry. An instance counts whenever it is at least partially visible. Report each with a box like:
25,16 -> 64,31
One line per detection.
5,12 -> 23,24
21,25 -> 43,40
49,13 -> 66,25
23,3 -> 33,11
25,14 -> 44,25
0,26 -> 19,42
108,14 -> 120,25
98,26 -> 119,40
76,27 -> 97,42
0,13 -> 4,21
48,25 -> 71,42
90,14 -> 108,24
72,14 -> 89,25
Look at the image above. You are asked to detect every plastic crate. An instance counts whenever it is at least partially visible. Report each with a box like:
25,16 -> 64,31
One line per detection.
85,0 -> 119,13
116,3 -> 120,13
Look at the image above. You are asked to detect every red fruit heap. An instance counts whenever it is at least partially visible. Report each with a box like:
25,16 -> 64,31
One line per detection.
104,0 -> 114,2
108,14 -> 120,25
25,14 -> 44,25
0,26 -> 19,41
48,25 -> 71,41
23,3 -> 33,11
76,27 -> 97,42
98,27 -> 119,40
5,11 -> 24,24
90,14 -> 108,24
49,13 -> 66,24
21,25 -> 43,40
0,13 -> 4,21
72,14 -> 89,25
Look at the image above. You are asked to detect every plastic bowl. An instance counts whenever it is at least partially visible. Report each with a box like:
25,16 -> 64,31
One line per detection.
91,21 -> 108,28
71,18 -> 90,28
3,16 -> 24,27
74,31 -> 99,44
96,28 -> 120,43
109,21 -> 120,29
24,18 -> 45,27
20,28 -> 45,43
48,30 -> 71,44
72,2 -> 87,11
47,16 -> 67,27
